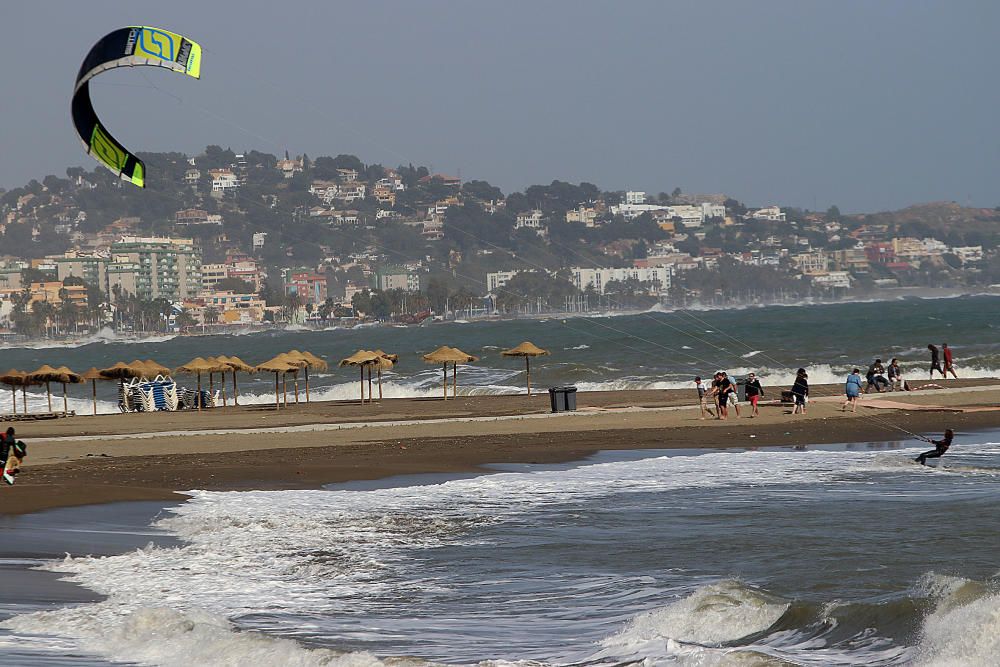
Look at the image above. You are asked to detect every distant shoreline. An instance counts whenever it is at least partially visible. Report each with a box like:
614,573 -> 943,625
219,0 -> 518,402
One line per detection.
1,287 -> 997,348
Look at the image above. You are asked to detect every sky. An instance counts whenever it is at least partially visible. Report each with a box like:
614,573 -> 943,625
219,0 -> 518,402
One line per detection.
2,1 -> 998,213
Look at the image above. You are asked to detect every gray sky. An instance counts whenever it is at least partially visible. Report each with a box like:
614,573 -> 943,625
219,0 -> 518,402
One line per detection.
3,1 -> 998,212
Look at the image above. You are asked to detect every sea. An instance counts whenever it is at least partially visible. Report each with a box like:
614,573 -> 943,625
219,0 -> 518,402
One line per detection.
1,294 -> 999,414
0,295 -> 998,666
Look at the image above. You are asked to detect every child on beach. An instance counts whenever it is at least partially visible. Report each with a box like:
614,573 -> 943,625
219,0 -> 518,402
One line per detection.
744,372 -> 764,417
915,429 -> 954,465
694,376 -> 715,419
842,368 -> 863,412
791,368 -> 809,415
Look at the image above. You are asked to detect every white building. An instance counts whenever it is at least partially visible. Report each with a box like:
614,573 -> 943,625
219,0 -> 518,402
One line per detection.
571,267 -> 672,294
750,206 -> 786,222
951,246 -> 983,263
625,191 -> 646,205
515,209 -> 546,232
487,270 -> 521,292
252,232 -> 267,251
811,271 -> 853,289
209,169 -> 239,193
701,202 -> 726,220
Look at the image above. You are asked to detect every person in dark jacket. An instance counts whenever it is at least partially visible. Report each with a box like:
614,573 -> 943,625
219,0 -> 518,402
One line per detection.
928,344 -> 945,379
0,427 -> 24,485
744,372 -> 764,418
916,429 -> 954,465
791,368 -> 809,415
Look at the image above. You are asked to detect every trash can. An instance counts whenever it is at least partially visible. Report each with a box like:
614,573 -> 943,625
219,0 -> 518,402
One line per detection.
548,386 -> 578,413
736,377 -> 747,402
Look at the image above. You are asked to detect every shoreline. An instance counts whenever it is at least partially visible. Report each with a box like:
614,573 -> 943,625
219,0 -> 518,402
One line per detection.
2,383 -> 998,516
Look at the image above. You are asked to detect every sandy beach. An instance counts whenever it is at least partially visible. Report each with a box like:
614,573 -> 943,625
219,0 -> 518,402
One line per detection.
1,380 -> 997,515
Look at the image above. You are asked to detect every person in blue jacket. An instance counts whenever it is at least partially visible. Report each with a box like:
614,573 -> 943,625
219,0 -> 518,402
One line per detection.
842,368 -> 864,412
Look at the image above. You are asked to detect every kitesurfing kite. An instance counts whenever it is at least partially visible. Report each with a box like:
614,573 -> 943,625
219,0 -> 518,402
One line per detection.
72,27 -> 201,188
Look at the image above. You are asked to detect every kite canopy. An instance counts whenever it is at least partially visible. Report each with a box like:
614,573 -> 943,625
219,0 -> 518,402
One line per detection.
72,26 -> 202,187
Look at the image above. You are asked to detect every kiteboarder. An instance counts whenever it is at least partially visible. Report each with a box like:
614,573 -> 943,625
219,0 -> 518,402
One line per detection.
915,429 -> 954,465
0,427 -> 25,485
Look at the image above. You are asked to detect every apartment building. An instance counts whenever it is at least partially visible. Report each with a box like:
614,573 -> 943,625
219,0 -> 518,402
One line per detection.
110,236 -> 202,300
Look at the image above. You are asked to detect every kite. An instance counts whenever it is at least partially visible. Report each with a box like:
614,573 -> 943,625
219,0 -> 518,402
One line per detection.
72,26 -> 201,188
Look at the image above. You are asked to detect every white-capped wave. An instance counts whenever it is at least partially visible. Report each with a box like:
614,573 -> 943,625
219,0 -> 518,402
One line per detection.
912,573 -> 1000,667
602,579 -> 789,647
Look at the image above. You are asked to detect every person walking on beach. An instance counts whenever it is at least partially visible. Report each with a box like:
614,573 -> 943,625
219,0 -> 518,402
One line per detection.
714,372 -> 736,420
791,368 -> 809,415
723,372 -> 741,417
842,368 -> 863,412
915,429 -> 954,465
943,343 -> 958,379
744,372 -> 764,417
928,344 -> 945,379
694,376 -> 715,419
0,427 -> 25,485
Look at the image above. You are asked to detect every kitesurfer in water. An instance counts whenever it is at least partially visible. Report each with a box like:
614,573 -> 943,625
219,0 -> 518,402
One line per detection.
915,429 -> 954,465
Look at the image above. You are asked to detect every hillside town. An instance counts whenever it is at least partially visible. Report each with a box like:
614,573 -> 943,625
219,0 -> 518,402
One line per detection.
0,147 -> 998,339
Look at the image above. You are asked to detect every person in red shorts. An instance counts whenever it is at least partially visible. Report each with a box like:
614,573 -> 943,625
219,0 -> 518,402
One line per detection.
744,372 -> 764,417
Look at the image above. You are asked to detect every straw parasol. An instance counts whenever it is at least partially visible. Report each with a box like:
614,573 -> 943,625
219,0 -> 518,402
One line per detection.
80,367 -> 106,416
100,361 -> 142,380
0,369 -> 28,415
269,353 -> 306,404
218,355 -> 255,405
52,366 -> 83,414
422,347 -> 478,400
339,350 -> 381,404
142,359 -> 171,377
203,356 -> 234,406
501,341 -> 550,396
285,350 -> 328,402
27,364 -> 62,412
175,357 -> 221,410
256,356 -> 301,409
371,349 -> 397,400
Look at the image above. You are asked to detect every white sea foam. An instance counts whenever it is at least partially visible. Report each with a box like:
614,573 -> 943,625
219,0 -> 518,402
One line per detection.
602,579 -> 789,647
912,573 -> 1000,667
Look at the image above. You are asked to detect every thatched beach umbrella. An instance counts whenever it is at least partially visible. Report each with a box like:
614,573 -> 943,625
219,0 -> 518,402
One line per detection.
371,349 -> 398,400
80,367 -> 106,416
422,347 -> 478,400
142,359 -> 171,377
26,364 -> 66,412
219,355 -> 255,405
52,366 -> 83,414
285,349 -> 328,402
339,350 -> 381,404
501,341 -> 550,396
0,369 -> 28,415
99,361 -> 140,380
175,357 -> 219,411
256,356 -> 300,409
203,356 -> 234,406
269,353 -> 306,404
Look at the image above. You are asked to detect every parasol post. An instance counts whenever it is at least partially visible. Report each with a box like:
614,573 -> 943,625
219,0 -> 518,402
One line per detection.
442,363 -> 447,400
233,370 -> 239,406
304,367 -> 310,403
197,372 -> 202,411
10,385 -> 15,414
62,382 -> 68,414
273,372 -> 280,409
92,379 -> 97,416
359,365 -> 365,404
293,371 -> 299,404
526,357 -> 531,397
452,362 -> 457,398
282,373 -> 287,407
46,381 -> 52,412
22,386 -> 27,415
377,365 -> 383,400
221,371 -> 228,407
367,366 -> 372,401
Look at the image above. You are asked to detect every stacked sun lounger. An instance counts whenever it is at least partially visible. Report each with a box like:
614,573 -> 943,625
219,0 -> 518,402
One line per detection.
119,376 -> 179,412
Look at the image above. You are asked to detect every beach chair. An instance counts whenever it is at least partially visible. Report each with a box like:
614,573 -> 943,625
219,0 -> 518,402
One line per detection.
165,384 -> 179,411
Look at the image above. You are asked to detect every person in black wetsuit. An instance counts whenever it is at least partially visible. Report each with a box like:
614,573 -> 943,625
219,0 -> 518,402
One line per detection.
791,368 -> 809,415
928,344 -> 944,379
916,429 -> 954,465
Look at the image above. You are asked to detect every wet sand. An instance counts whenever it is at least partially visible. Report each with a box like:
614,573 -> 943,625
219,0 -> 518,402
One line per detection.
2,382 -> 998,515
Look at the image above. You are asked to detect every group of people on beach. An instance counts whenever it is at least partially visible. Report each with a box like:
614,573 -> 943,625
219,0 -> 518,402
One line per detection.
695,371 -> 765,420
